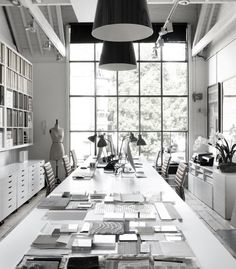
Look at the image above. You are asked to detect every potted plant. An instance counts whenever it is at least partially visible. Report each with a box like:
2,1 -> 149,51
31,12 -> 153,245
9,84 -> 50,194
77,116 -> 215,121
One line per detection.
208,133 -> 236,173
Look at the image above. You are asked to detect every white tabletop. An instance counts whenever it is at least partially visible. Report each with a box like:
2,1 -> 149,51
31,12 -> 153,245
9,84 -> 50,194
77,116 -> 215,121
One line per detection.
0,161 -> 236,269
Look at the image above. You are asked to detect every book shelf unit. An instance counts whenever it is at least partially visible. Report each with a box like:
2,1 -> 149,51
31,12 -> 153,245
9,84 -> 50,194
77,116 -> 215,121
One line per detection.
0,40 -> 33,151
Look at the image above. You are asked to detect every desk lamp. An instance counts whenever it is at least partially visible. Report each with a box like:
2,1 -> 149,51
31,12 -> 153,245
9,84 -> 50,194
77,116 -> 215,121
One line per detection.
119,132 -> 138,158
137,134 -> 146,146
88,134 -> 97,143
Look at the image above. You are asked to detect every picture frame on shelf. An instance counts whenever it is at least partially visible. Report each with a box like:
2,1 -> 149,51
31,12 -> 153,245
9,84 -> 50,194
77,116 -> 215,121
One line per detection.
207,83 -> 222,139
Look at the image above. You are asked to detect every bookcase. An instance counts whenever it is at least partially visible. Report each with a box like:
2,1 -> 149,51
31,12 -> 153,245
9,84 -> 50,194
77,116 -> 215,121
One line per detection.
0,40 -> 33,150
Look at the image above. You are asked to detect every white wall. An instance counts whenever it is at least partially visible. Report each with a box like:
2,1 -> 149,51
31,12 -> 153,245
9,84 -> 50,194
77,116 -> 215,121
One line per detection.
207,4 -> 236,84
189,57 -> 208,157
0,7 -> 14,49
29,61 -> 67,178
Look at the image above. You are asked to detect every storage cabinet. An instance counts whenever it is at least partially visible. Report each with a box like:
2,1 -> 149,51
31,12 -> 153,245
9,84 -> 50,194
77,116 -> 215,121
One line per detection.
17,167 -> 28,207
213,172 -> 236,219
188,161 -> 214,208
0,160 -> 45,223
3,171 -> 17,219
188,161 -> 236,219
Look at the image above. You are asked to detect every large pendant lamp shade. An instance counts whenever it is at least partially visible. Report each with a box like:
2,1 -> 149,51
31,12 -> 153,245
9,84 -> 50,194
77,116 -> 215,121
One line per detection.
99,41 -> 137,71
92,0 -> 153,42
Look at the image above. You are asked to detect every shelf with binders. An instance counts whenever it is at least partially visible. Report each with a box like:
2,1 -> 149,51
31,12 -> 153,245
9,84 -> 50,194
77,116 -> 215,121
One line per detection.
0,39 -> 33,151
6,48 -> 32,80
23,128 -> 32,144
0,128 -> 4,149
0,64 -> 5,86
0,42 -> 5,64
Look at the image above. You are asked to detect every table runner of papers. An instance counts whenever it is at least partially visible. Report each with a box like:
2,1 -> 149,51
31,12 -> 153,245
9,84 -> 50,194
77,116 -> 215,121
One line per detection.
16,191 -> 201,269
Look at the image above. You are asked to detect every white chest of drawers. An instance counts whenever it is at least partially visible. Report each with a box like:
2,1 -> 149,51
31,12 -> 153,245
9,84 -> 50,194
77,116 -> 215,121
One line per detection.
0,160 -> 45,224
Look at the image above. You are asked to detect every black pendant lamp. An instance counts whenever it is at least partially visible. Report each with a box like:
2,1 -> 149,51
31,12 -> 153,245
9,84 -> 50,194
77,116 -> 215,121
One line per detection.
92,0 -> 153,42
99,41 -> 137,71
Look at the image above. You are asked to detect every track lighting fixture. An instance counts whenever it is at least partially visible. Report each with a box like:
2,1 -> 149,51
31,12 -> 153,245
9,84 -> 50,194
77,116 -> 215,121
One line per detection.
154,0 -> 186,54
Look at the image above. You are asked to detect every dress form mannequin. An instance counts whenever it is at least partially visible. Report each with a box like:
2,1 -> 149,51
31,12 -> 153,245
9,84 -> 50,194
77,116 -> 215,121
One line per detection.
49,119 -> 65,179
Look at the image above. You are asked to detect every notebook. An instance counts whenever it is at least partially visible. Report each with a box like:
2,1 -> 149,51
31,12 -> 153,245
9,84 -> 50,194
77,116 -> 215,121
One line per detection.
37,197 -> 70,210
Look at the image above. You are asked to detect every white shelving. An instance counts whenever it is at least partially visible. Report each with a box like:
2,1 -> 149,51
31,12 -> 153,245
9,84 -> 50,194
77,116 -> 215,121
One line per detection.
0,40 -> 33,151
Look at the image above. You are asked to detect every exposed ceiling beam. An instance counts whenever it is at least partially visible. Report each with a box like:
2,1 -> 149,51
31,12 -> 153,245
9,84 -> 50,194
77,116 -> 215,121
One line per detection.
192,10 -> 236,56
55,5 -> 65,45
204,4 -> 216,33
5,6 -> 22,53
193,4 -> 208,46
20,0 -> 66,56
1,0 -> 236,6
35,25 -> 44,56
19,7 -> 34,55
47,6 -> 54,27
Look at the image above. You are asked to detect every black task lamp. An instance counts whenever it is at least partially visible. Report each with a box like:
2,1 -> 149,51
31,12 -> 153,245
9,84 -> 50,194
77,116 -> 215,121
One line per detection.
97,134 -> 108,148
88,134 -> 97,143
99,41 -> 137,71
137,134 -> 147,146
92,0 -> 153,42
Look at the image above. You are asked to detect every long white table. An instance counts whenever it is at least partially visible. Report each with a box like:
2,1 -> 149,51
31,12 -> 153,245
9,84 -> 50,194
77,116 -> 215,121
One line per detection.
0,161 -> 236,269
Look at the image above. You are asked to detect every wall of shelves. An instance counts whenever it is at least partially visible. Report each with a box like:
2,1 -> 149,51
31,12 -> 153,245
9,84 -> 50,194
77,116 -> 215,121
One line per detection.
0,40 -> 33,151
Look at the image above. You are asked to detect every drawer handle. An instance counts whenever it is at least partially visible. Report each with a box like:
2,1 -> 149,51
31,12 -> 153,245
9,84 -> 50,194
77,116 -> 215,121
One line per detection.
8,191 -> 12,195
8,205 -> 12,208
21,184 -> 24,187
21,179 -> 24,182
21,190 -> 24,193
21,169 -> 25,172
9,175 -> 12,178
8,198 -> 12,202
8,180 -> 12,184
21,196 -> 24,199
8,186 -> 12,189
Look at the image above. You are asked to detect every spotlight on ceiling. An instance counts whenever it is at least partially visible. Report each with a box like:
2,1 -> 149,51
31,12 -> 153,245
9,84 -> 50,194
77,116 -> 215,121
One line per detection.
10,0 -> 22,7
56,53 -> 63,61
178,0 -> 190,5
42,40 -> 52,51
25,20 -> 37,33
32,0 -> 42,3
152,44 -> 159,59
159,21 -> 173,36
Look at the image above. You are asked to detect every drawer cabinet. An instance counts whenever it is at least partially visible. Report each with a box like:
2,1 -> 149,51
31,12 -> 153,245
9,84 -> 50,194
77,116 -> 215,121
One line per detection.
0,160 -> 45,223
17,168 -> 28,207
188,162 -> 214,209
189,161 -> 236,219
3,172 -> 17,219
213,172 -> 236,219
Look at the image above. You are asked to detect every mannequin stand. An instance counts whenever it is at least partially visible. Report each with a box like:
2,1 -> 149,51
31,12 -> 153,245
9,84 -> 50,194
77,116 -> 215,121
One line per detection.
55,160 -> 61,183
